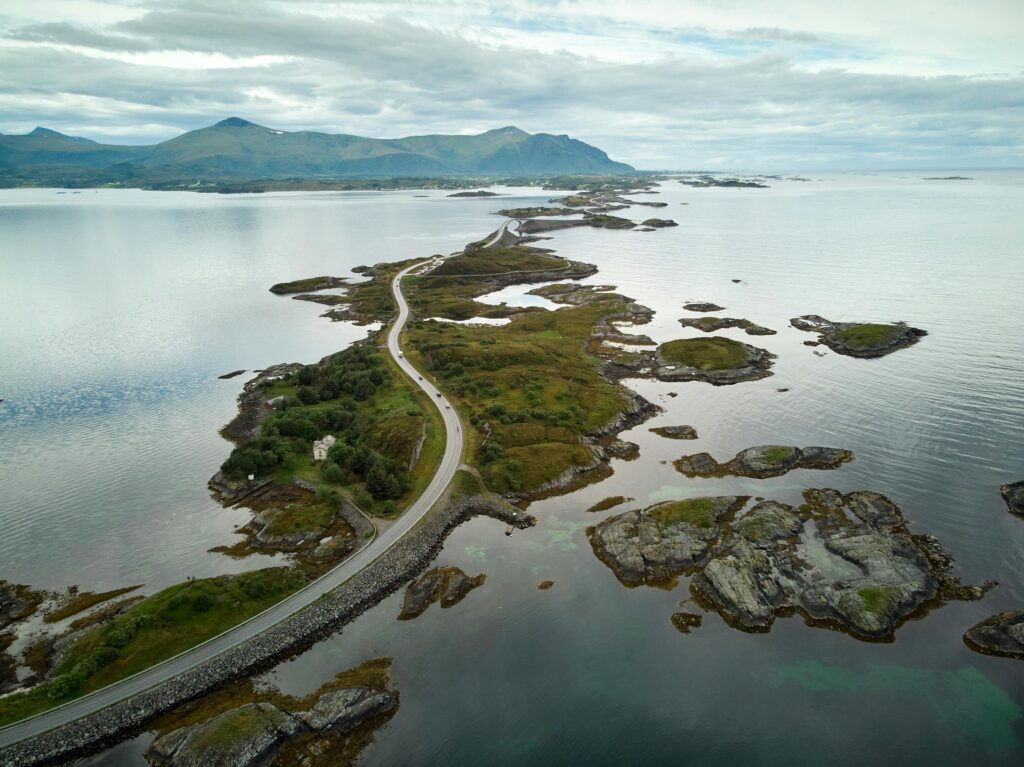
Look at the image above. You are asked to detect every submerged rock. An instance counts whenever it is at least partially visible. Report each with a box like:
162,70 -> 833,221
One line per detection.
675,445 -> 854,479
649,425 -> 698,440
398,566 -> 486,620
1000,481 -> 1024,518
690,490 -> 991,640
587,497 -> 748,587
670,611 -> 703,633
964,611 -> 1024,659
148,702 -> 302,767
790,315 -> 927,358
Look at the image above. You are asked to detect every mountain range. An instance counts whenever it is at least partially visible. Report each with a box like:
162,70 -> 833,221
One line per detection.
0,118 -> 633,187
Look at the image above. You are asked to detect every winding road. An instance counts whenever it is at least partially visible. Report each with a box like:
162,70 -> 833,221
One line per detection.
0,221 -> 516,749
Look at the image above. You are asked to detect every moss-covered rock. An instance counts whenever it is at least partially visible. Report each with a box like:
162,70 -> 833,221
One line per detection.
655,337 -> 774,385
790,315 -> 926,358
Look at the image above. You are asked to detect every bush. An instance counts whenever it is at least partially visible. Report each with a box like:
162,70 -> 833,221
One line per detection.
297,386 -> 319,405
322,462 -> 345,484
192,593 -> 215,612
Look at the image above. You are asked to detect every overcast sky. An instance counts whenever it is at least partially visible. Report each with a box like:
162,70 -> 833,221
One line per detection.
2,0 -> 1022,169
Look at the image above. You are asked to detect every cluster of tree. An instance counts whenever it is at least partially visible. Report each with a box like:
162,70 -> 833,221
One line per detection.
323,436 -> 410,500
293,345 -> 389,405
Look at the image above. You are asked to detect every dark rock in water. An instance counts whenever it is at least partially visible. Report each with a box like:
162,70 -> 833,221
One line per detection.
587,496 -> 748,587
671,611 -> 703,633
586,495 -> 634,513
641,218 -> 678,227
964,611 -> 1024,659
538,580 -> 555,590
674,445 -> 853,479
678,316 -> 775,336
649,425 -> 698,440
689,490 -> 992,640
1000,481 -> 1024,518
790,315 -> 927,358
298,686 -> 396,731
398,566 -> 485,619
731,279 -> 741,283
683,302 -> 725,313
217,369 -> 246,380
447,190 -> 498,197
635,227 -> 656,232
802,340 -> 820,347
148,702 -> 302,767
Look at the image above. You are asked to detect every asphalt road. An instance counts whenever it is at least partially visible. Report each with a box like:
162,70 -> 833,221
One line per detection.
0,221 -> 510,746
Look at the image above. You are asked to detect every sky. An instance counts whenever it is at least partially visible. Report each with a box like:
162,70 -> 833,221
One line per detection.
1,0 -> 1022,170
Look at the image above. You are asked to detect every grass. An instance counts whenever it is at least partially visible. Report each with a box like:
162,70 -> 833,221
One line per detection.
761,446 -> 797,463
260,503 -> 335,537
44,586 -> 141,624
269,276 -> 340,294
857,586 -> 899,614
646,498 -> 718,528
658,337 -> 748,371
428,245 -> 569,277
831,323 -> 902,349
0,568 -> 307,727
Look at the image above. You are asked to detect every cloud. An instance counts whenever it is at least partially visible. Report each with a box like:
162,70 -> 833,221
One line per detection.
0,0 -> 1021,169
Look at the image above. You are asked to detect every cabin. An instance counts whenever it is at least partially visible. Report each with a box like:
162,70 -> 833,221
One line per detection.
312,434 -> 337,461
263,395 -> 286,410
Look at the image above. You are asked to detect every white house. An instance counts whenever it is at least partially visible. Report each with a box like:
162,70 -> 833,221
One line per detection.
312,434 -> 337,461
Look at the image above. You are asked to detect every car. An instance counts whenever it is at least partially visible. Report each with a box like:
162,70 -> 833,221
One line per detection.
397,352 -> 403,358
418,375 -> 423,380
436,392 -> 442,397
445,404 -> 451,409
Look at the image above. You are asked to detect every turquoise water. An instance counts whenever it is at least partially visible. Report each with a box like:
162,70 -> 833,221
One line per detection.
3,176 -> 1023,764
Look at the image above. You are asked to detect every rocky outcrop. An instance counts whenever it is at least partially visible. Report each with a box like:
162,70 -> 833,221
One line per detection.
674,445 -> 853,479
649,425 -> 698,440
654,339 -> 775,385
641,218 -> 677,227
683,302 -> 724,313
147,702 -> 302,767
214,363 -> 304,446
587,497 -> 748,587
147,686 -> 396,767
1000,481 -> 1024,518
678,317 -> 775,336
670,612 -> 702,633
790,315 -> 927,358
690,490 -> 991,640
398,566 -> 486,620
1,581 -> 45,631
963,611 -> 1024,659
269,277 -> 347,295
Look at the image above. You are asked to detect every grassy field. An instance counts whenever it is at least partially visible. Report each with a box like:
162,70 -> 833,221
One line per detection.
659,337 -> 749,370
647,498 -> 717,528
832,323 -> 902,349
0,568 -> 307,727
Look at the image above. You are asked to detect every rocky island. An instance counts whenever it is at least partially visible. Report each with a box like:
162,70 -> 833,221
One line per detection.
678,316 -> 775,336
674,445 -> 853,478
790,315 -> 927,358
1000,480 -> 1024,518
655,337 -> 775,384
398,566 -> 486,620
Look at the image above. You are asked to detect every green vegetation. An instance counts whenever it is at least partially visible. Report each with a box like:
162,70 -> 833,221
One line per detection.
584,213 -> 635,229
646,498 -> 717,528
222,343 -> 442,516
831,323 -> 903,349
857,586 -> 899,614
496,206 -> 576,217
269,276 -> 345,295
430,245 -> 569,277
762,446 -> 797,463
44,586 -> 141,624
658,337 -> 749,371
0,569 -> 307,726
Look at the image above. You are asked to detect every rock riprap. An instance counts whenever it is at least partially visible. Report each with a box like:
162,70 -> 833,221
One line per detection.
398,566 -> 486,620
674,445 -> 853,478
790,315 -> 926,358
963,611 -> 1024,659
655,337 -> 774,385
1000,481 -> 1024,518
678,316 -> 776,336
690,489 -> 990,640
147,686 -> 396,767
587,497 -> 748,587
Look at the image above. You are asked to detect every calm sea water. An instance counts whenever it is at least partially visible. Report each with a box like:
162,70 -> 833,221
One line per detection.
3,175 -> 1024,765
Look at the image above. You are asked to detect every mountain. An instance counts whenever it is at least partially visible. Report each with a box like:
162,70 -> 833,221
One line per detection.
0,119 -> 633,185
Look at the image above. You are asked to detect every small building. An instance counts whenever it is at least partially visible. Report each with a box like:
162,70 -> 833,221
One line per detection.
263,395 -> 286,410
312,434 -> 337,462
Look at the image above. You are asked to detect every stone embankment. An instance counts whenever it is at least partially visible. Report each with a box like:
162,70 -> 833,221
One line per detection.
0,496 -> 534,767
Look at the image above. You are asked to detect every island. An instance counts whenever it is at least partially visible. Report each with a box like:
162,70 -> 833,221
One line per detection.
1000,480 -> 1024,517
790,315 -> 927,358
963,612 -> 1024,659
678,316 -> 775,336
674,445 -> 853,478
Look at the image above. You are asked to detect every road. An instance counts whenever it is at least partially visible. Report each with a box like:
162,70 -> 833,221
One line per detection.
0,223 -> 501,747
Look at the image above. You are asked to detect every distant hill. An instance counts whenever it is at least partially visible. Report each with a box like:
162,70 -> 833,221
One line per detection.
0,118 -> 633,186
